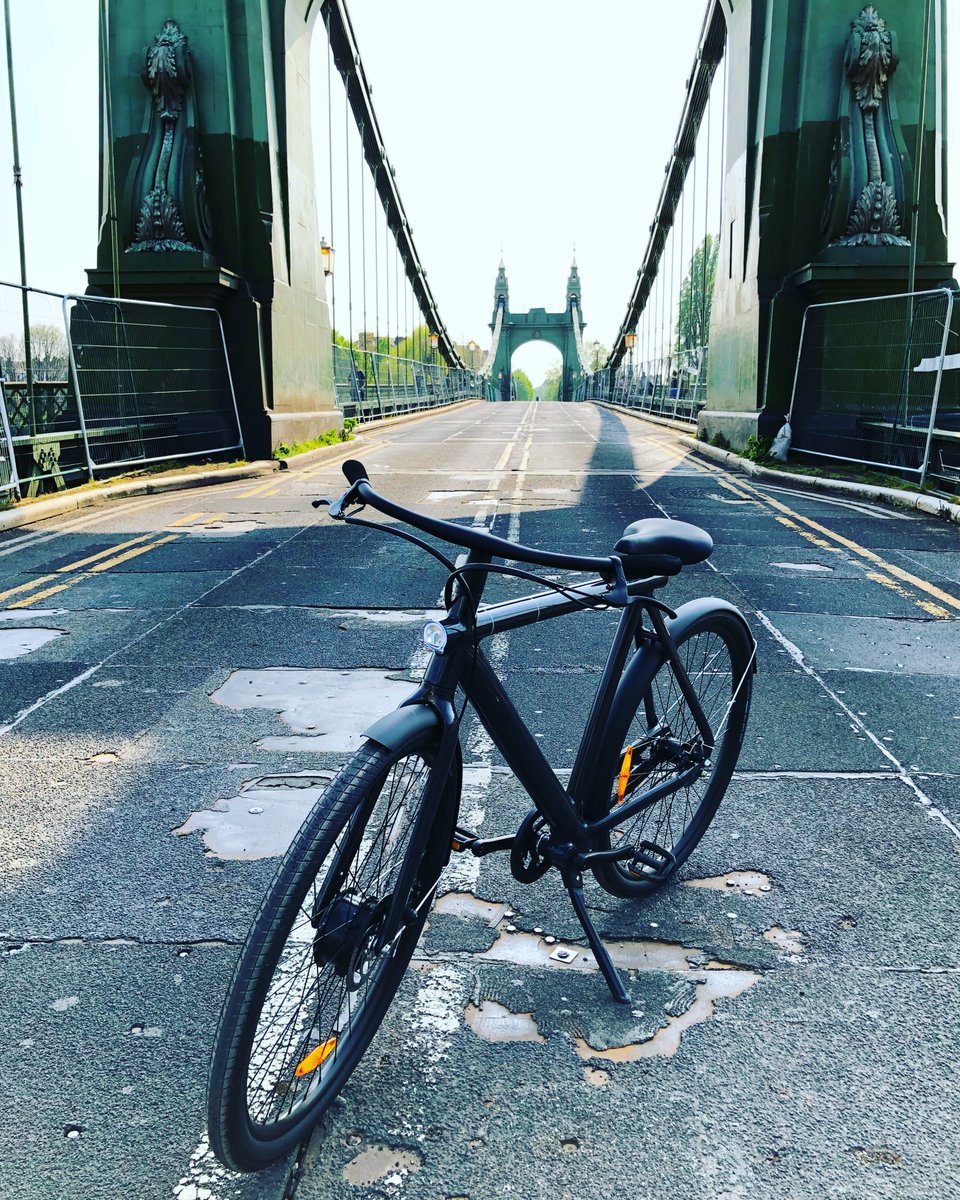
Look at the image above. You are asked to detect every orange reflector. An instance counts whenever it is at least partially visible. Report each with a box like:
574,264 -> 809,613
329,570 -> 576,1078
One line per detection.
617,746 -> 634,805
294,1036 -> 337,1077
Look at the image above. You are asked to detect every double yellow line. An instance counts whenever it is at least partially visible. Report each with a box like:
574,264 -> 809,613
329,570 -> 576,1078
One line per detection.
660,441 -> 960,618
0,512 -> 225,610
626,431 -> 960,618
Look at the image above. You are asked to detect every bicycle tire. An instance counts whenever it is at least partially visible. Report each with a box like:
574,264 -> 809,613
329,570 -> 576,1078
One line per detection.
589,607 -> 753,899
207,733 -> 459,1172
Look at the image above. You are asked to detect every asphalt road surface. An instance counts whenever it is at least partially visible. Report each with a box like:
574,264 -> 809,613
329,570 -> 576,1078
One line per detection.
1,401 -> 959,1200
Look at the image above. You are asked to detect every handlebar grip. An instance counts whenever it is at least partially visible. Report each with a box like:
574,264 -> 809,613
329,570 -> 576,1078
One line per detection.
342,459 -> 369,485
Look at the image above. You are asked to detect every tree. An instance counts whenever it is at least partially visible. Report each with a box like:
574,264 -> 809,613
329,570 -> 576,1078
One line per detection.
512,369 -> 533,401
29,324 -> 68,381
585,340 -> 609,372
540,364 -> 562,402
0,332 -> 23,380
676,234 -> 718,352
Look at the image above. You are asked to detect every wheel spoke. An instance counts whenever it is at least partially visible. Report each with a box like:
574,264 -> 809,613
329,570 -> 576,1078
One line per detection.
223,744 -> 447,1146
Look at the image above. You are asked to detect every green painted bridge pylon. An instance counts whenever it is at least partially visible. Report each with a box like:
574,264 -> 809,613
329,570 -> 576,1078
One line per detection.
703,0 -> 952,448
87,3 -> 338,456
489,261 -> 587,402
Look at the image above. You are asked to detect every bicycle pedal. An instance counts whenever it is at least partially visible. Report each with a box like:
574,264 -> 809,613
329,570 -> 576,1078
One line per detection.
628,840 -> 676,881
451,827 -> 479,853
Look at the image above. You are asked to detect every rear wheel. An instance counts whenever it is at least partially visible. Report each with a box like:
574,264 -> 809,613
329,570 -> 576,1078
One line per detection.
590,609 -> 753,898
207,735 -> 459,1171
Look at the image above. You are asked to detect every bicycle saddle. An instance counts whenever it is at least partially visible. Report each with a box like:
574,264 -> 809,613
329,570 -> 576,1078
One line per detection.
614,518 -> 713,578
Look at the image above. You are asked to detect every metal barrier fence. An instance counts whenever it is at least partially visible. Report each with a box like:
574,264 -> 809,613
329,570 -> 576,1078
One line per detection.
0,383 -> 19,500
0,282 -> 244,495
332,344 -> 493,420
788,289 -> 957,491
575,348 -> 708,424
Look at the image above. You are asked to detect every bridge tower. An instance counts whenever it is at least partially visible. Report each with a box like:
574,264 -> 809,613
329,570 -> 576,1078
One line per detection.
704,0 -> 952,446
488,260 -> 587,401
87,2 -> 339,456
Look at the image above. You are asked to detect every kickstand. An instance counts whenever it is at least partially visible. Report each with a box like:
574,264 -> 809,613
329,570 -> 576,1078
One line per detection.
563,870 -> 630,1005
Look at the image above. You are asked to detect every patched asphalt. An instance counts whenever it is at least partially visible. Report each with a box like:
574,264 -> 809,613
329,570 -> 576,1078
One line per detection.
1,402 -> 958,1200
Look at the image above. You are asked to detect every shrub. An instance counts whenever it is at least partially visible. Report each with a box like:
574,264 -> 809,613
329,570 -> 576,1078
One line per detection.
742,434 -> 773,464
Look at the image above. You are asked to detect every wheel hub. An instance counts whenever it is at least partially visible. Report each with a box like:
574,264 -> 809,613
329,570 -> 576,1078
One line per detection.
312,892 -> 387,988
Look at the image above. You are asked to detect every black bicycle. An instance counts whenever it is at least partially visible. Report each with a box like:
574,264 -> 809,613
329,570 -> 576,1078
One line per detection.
207,459 -> 756,1171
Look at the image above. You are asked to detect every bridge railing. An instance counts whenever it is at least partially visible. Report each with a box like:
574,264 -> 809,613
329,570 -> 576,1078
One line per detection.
332,344 -> 493,421
0,282 -> 245,495
575,348 -> 708,425
787,289 -> 959,494
0,383 -> 18,500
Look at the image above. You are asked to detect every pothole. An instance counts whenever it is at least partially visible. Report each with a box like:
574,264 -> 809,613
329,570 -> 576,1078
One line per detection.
467,925 -> 760,1063
211,668 -> 413,753
851,1146 -> 902,1169
480,929 -> 709,973
327,609 -> 443,625
763,927 -> 806,956
180,520 -> 260,537
770,562 -> 834,573
573,969 -> 759,1061
684,870 -> 772,895
434,892 -> 509,926
343,1144 -> 423,1185
0,608 -> 66,622
464,1000 -> 545,1043
173,773 -> 332,859
0,627 -> 66,659
583,1067 -> 610,1087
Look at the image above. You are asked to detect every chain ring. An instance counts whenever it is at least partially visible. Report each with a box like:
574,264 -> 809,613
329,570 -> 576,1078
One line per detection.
510,809 -> 552,883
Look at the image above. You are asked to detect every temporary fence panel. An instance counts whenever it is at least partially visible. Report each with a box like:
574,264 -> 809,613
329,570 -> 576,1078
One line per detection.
0,381 -> 20,499
788,289 -> 955,485
922,294 -> 960,494
64,295 -> 244,474
332,344 -> 490,420
0,282 -> 87,494
577,349 -> 706,424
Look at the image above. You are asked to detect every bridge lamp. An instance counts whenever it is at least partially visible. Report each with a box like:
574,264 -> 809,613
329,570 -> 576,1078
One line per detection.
468,340 -> 477,369
429,331 -> 439,360
625,332 -> 636,373
320,238 -> 335,277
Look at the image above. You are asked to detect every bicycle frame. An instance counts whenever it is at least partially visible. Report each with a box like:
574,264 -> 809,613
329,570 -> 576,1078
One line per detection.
321,466 -> 742,1002
402,547 -> 714,850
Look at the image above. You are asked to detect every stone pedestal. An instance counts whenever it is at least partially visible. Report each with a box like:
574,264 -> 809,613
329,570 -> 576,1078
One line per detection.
88,3 -> 340,458
702,0 -> 952,449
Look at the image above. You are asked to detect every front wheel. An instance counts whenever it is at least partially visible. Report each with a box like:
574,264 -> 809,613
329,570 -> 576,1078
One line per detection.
206,735 -> 459,1171
589,607 -> 754,899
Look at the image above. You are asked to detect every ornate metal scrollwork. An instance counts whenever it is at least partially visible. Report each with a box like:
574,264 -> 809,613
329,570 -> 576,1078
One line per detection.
828,6 -> 910,248
128,20 -> 214,255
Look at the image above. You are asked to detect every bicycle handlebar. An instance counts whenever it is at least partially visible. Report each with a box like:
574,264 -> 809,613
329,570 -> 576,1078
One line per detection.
318,458 -> 622,584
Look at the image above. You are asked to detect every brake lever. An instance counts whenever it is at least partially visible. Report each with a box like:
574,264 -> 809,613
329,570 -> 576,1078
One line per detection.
313,483 -> 363,519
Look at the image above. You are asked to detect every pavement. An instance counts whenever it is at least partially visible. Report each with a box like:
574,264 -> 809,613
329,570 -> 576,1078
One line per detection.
1,401 -> 958,1200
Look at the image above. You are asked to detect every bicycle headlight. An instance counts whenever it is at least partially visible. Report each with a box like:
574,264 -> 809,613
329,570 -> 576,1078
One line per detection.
422,620 -> 448,654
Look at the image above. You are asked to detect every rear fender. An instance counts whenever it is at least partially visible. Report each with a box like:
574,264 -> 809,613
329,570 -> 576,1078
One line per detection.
583,598 -> 755,818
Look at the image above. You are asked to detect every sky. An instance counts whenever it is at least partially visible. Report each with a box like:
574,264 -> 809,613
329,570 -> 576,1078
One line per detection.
0,1 -> 957,387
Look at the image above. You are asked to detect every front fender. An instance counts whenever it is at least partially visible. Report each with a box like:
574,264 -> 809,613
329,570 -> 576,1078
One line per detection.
363,703 -> 443,752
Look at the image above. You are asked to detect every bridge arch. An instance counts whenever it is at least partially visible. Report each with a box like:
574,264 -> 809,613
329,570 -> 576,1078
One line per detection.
487,261 -> 589,401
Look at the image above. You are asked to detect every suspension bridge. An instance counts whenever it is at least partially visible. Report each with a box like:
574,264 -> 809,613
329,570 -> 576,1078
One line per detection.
0,0 -> 955,502
2,4 -> 960,1198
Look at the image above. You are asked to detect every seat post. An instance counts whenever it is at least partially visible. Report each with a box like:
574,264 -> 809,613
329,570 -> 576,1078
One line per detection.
566,600 -> 645,807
